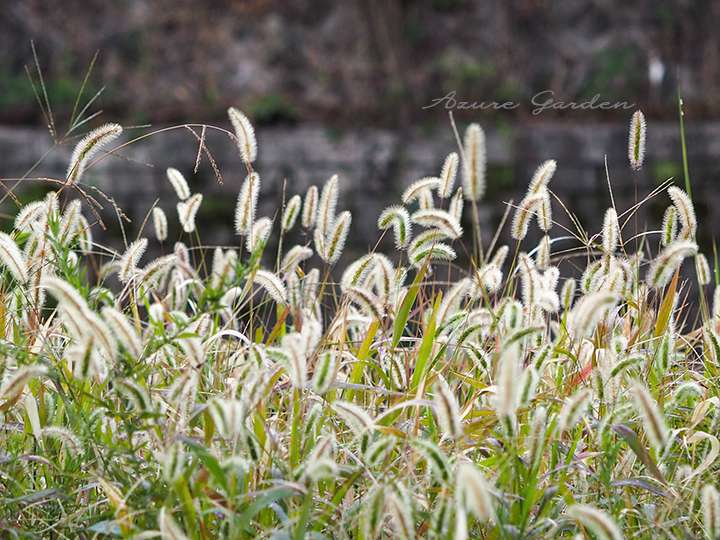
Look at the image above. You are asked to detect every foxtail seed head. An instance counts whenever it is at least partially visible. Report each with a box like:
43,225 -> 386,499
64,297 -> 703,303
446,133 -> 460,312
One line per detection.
302,185 -> 319,229
227,107 -> 257,163
281,195 -> 301,232
152,207 -> 168,242
462,123 -> 486,201
66,123 -> 122,184
166,168 -> 190,201
235,173 -> 261,236
438,152 -> 459,198
177,193 -> 203,234
602,208 -> 619,255
628,110 -> 646,171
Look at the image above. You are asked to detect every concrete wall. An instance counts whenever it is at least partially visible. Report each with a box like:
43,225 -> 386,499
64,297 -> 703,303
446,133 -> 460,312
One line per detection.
1,122 -> 718,261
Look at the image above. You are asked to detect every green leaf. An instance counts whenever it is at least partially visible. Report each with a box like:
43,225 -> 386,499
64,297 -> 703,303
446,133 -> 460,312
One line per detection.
612,423 -> 666,485
654,269 -> 678,338
183,437 -> 229,492
237,487 -> 297,529
345,320 -> 379,402
410,292 -> 441,391
611,478 -> 667,497
392,264 -> 428,348
678,92 -> 692,198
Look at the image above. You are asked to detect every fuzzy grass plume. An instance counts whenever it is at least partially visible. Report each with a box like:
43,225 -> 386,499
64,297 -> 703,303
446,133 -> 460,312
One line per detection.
0,109 -> 717,540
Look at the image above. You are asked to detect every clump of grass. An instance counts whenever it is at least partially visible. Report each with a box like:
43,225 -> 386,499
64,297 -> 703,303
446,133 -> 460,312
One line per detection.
0,106 -> 718,539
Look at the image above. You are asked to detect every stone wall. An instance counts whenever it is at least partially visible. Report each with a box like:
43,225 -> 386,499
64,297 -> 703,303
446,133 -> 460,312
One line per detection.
0,122 -> 718,263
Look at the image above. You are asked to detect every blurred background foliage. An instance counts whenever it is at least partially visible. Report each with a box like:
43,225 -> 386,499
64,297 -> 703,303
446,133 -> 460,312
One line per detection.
1,0 -> 718,127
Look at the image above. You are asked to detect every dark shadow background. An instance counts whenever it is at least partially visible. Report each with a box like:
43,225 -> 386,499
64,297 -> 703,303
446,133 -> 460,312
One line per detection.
2,1 -> 718,125
0,0 -> 718,263
5,0 -> 720,127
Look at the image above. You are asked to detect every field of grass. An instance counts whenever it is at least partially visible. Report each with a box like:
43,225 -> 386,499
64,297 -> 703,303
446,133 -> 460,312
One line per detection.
0,107 -> 719,539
